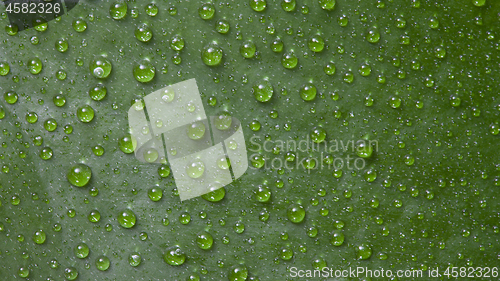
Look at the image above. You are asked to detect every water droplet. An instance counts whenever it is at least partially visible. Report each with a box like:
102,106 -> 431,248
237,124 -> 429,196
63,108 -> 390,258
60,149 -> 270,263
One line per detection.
356,142 -> 373,158
129,253 -> 141,267
135,23 -> 153,42
364,168 -> 377,182
251,154 -> 266,168
67,164 -> 92,187
5,24 -> 19,36
217,156 -> 230,170
198,3 -> 215,19
388,96 -> 402,108
77,105 -> 95,123
228,140 -> 238,150
404,155 -> 415,166
88,210 -> 101,223
119,135 -> 136,153
435,46 -> 446,59
32,229 -> 46,244
215,112 -> 232,130
0,62 -> 10,76
308,35 -> 325,52
338,14 -> 348,26
18,267 -> 29,278
280,247 -> 294,260
366,27 -> 380,43
186,101 -> 196,112
110,0 -> 127,19
27,58 -> 43,74
40,147 -> 53,160
163,246 -> 186,266
75,243 -> 90,258
323,63 -> 336,75
250,120 -> 261,131
282,0 -> 296,11
358,64 -> 371,76
228,265 -> 248,281
215,19 -> 230,34
162,88 -> 175,102
53,94 -> 66,107
240,41 -> 257,58
158,165 -> 171,177
170,35 -> 185,51
202,186 -> 225,202
133,59 -> 155,83
255,186 -> 271,202
252,80 -> 274,102
310,127 -> 326,143
201,43 -> 223,66
281,51 -> 298,69
143,148 -> 159,162
89,56 -> 112,79
271,37 -> 284,52
287,204 -> 306,223
250,0 -> 267,12
356,244 -> 372,260
330,231 -> 345,246
118,209 -> 137,228
25,112 -> 38,123
148,187 -> 163,201
96,256 -> 110,271
318,0 -> 336,11
55,38 -> 69,52
300,83 -> 317,101
145,3 -> 158,16
89,83 -> 107,101
197,231 -> 214,250
472,0 -> 486,7
186,161 -> 205,178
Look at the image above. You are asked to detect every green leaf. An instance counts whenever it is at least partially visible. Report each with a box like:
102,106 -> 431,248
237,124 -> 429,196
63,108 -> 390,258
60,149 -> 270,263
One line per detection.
1,0 -> 499,280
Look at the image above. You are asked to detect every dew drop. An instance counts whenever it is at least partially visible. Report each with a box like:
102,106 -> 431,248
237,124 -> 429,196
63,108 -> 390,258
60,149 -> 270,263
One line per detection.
201,43 -> 223,66
281,51 -> 298,69
366,27 -> 380,43
75,243 -> 90,259
89,56 -> 112,79
250,0 -> 267,12
287,204 -> 306,223
77,105 -> 95,123
133,59 -> 155,83
27,58 -> 43,74
198,3 -> 215,19
96,256 -> 110,271
308,35 -> 325,52
318,0 -> 336,11
252,80 -> 274,102
356,244 -> 373,260
32,229 -> 46,244
67,164 -> 92,187
110,0 -> 127,20
118,209 -> 137,228
186,161 -> 205,178
163,246 -> 186,266
300,83 -> 317,101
